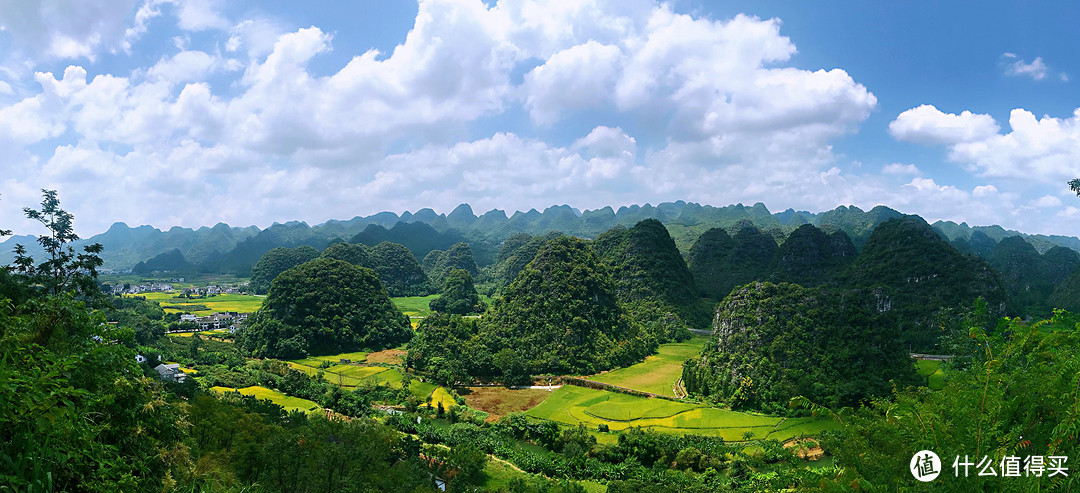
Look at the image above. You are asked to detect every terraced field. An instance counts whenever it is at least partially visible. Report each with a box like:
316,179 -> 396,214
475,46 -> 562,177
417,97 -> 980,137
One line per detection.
588,335 -> 708,396
210,385 -> 320,412
526,385 -> 835,442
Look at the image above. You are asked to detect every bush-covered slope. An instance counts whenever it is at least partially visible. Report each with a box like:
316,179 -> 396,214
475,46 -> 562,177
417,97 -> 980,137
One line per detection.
769,224 -> 856,286
422,241 -> 479,284
478,236 -> 652,375
682,282 -> 915,413
687,223 -> 777,300
429,269 -> 486,315
248,245 -> 320,294
593,219 -> 710,328
844,216 -> 1006,349
318,242 -> 373,267
369,241 -> 431,297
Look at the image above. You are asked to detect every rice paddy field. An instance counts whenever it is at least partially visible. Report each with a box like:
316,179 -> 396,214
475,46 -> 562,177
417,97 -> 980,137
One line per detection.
290,351 -> 369,366
124,291 -> 263,315
587,335 -> 708,396
391,294 -> 494,318
916,359 -> 947,390
210,385 -> 320,412
428,386 -> 458,409
285,362 -> 405,389
526,385 -> 836,442
391,295 -> 439,317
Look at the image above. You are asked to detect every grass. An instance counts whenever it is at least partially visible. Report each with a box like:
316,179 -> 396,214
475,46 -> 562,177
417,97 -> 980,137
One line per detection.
916,359 -> 947,390
124,291 -> 263,316
410,381 -> 438,400
526,385 -> 835,442
588,335 -> 708,396
210,385 -> 320,412
462,387 -> 555,421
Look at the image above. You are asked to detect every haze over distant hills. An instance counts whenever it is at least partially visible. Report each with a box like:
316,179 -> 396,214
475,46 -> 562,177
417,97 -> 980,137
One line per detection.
2,201 -> 1078,274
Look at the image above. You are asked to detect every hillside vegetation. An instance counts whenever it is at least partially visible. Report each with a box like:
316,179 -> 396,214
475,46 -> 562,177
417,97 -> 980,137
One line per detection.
682,282 -> 916,413
238,258 -> 411,358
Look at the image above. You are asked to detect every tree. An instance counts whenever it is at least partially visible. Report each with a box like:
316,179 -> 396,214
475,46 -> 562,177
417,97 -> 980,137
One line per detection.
15,190 -> 104,297
1070,178 -> 1080,196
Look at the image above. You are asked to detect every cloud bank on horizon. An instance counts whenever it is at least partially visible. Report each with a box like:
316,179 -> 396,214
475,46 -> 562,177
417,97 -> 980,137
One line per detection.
0,0 -> 1077,237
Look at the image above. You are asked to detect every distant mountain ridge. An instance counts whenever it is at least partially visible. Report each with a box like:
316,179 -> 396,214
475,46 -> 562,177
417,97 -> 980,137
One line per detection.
3,201 -> 1078,273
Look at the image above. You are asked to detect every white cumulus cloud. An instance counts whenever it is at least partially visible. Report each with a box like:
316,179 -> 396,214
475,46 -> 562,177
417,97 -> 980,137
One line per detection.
889,104 -> 1000,145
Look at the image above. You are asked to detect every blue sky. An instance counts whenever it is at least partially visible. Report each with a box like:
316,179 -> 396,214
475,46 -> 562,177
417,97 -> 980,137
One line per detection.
0,0 -> 1078,238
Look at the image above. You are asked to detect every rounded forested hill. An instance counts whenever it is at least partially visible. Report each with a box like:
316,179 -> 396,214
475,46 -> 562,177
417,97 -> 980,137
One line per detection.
687,223 -> 777,300
238,257 -> 411,358
593,219 -> 709,328
249,245 -> 320,294
479,236 -> 651,375
370,241 -> 431,296
687,227 -> 735,298
422,241 -> 479,284
844,216 -> 1006,349
429,268 -> 486,315
681,282 -> 915,413
491,232 -> 562,290
770,224 -> 856,287
319,242 -> 373,267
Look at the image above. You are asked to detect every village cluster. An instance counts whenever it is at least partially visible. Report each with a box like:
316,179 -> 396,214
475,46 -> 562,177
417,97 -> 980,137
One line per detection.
111,282 -> 246,296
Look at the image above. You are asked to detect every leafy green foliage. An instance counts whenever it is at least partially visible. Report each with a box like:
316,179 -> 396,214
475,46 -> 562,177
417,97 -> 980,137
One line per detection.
820,312 -> 1080,491
0,295 -> 188,490
815,204 -> 904,249
370,241 -> 432,296
248,245 -> 320,294
686,227 -> 735,299
239,258 -> 412,358
14,189 -> 104,298
350,221 -> 467,261
429,268 -> 486,315
406,313 -> 490,385
682,282 -> 916,413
